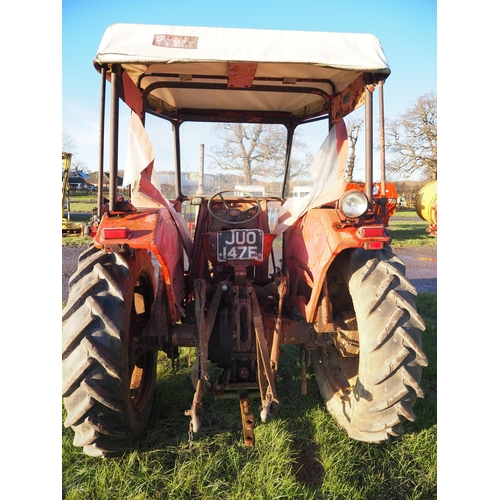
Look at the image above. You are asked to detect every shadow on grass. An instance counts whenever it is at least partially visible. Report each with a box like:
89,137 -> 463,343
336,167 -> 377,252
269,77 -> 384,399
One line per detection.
77,335 -> 436,499
137,350 -> 327,483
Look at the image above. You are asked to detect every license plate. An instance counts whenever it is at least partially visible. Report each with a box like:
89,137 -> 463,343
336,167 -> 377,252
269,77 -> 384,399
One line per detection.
217,229 -> 264,262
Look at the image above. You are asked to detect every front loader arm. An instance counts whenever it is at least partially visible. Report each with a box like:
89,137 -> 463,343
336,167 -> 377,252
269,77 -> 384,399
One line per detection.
62,152 -> 72,218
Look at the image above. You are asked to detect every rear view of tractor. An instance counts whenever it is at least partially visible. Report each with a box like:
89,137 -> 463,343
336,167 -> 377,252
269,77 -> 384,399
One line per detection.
62,24 -> 427,457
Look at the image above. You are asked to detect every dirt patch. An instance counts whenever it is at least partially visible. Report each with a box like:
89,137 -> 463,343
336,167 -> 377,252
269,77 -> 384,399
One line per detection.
392,245 -> 437,293
62,245 -> 87,302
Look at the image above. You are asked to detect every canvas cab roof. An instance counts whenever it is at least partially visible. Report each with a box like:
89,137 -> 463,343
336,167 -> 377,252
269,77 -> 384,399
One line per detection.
94,24 -> 390,123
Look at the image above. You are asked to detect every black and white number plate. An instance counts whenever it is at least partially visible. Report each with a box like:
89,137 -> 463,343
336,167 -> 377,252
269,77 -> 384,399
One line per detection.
217,229 -> 264,262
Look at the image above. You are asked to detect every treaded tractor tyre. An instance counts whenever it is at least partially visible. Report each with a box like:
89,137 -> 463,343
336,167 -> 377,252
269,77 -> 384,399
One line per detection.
62,245 -> 157,457
312,247 -> 427,442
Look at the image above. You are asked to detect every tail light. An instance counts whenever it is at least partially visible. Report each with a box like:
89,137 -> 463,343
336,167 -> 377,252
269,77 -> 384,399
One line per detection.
103,228 -> 129,239
356,225 -> 389,250
357,226 -> 387,238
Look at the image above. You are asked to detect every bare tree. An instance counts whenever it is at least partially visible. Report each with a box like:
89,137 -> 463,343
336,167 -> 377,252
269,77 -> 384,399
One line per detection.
345,118 -> 363,181
62,129 -> 77,154
289,130 -> 313,182
386,91 -> 437,180
62,130 -> 89,172
208,123 -> 310,184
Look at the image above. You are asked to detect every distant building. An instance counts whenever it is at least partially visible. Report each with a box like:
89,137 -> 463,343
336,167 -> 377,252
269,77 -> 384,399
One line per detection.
63,170 -> 91,190
85,172 -> 123,188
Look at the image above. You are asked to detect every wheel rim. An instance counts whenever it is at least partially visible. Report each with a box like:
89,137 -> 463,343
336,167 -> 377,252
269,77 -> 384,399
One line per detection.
129,273 -> 155,412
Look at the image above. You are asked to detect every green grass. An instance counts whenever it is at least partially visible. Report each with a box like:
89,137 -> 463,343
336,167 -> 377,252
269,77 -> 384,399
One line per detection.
62,294 -> 437,499
388,211 -> 437,247
66,201 -> 96,212
62,235 -> 92,246
65,192 -> 97,212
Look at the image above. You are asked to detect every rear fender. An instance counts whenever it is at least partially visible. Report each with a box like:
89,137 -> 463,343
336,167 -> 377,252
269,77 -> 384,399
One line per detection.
283,208 -> 388,322
94,208 -> 186,323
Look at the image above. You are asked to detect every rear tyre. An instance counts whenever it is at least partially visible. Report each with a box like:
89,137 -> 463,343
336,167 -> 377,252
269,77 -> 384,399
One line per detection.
312,247 -> 427,442
62,245 -> 157,457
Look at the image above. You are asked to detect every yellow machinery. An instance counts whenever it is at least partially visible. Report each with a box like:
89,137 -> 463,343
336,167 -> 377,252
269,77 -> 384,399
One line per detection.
415,181 -> 437,237
62,152 -> 84,235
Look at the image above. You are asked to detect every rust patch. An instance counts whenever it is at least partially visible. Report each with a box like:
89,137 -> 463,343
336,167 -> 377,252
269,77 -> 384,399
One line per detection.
228,63 -> 258,88
152,34 -> 198,49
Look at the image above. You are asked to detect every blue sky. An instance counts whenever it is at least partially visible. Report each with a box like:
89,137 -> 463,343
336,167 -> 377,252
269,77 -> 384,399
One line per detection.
62,0 -> 437,170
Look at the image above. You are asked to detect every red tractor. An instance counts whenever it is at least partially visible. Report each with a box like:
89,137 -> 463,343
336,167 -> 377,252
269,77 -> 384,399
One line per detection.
62,24 -> 427,457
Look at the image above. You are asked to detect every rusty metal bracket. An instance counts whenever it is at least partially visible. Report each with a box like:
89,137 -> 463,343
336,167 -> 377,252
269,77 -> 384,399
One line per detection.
234,289 -> 253,352
143,265 -> 169,338
185,378 -> 204,433
249,284 -> 279,423
314,281 -> 334,333
239,391 -> 255,447
194,278 -> 227,382
186,279 -> 228,435
300,345 -> 310,395
270,275 -> 288,374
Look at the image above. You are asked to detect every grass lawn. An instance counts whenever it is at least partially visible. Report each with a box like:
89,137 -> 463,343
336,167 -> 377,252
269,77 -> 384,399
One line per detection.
388,210 -> 437,247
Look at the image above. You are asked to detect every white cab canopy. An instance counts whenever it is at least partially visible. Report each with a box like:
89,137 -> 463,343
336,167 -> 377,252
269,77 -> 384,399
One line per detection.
94,24 -> 390,120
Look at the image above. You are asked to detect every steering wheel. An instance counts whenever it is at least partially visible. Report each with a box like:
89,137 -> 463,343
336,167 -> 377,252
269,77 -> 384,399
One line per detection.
208,190 -> 262,225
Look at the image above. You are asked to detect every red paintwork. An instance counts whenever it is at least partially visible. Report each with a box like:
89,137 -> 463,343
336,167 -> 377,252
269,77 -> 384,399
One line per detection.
283,208 -> 390,322
121,70 -> 144,120
332,75 -> 368,123
94,209 -> 186,323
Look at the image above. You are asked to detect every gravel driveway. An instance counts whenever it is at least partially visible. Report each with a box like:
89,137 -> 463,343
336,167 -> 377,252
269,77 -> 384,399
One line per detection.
62,245 -> 89,302
391,246 -> 437,294
62,244 -> 437,302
